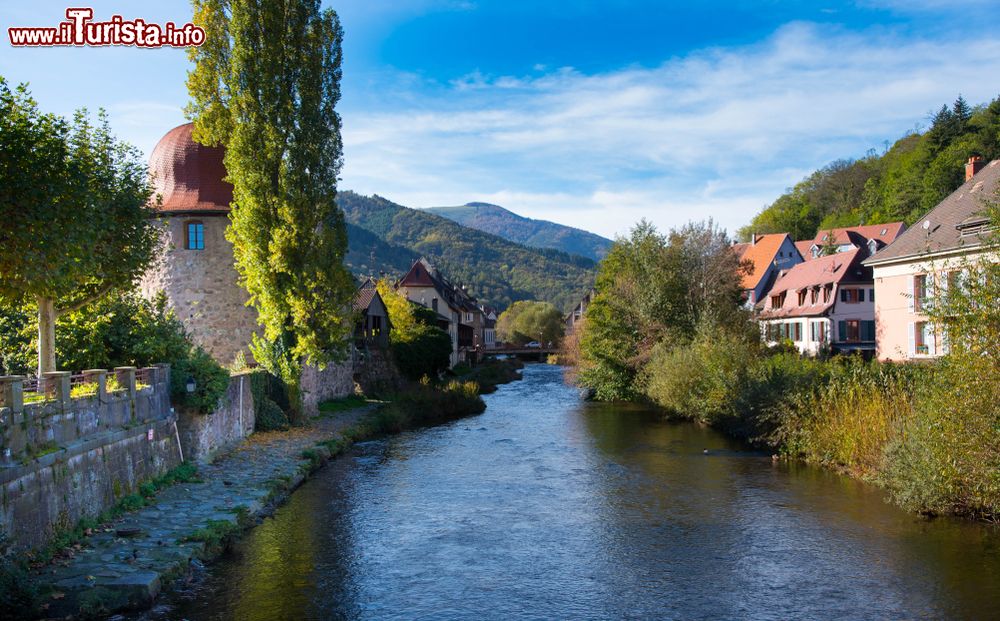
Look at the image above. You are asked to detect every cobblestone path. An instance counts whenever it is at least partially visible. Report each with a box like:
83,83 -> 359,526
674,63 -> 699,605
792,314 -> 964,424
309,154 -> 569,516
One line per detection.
33,406 -> 375,618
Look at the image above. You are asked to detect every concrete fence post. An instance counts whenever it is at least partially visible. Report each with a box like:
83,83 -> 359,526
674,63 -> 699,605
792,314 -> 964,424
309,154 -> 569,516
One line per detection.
114,367 -> 137,399
0,375 -> 24,413
82,369 -> 108,403
42,371 -> 71,407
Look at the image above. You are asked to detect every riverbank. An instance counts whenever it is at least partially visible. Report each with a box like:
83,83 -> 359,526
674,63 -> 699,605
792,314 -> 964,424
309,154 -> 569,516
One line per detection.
8,380 -> 490,619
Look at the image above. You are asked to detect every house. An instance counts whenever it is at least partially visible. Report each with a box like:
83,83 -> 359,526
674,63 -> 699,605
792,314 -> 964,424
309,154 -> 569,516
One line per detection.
759,248 -> 876,355
804,222 -> 906,259
565,290 -> 594,334
480,304 -> 498,348
732,233 -> 804,307
353,279 -> 391,348
396,258 -> 484,366
863,156 -> 999,362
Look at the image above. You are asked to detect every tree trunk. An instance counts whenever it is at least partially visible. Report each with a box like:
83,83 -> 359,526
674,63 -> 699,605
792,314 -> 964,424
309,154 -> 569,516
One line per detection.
37,296 -> 57,376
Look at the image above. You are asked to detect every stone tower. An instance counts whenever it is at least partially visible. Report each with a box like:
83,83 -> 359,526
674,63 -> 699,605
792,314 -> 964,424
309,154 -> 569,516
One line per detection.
141,123 -> 258,365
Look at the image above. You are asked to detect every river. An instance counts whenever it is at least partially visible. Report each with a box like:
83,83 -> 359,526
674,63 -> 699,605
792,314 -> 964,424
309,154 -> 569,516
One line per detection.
144,364 -> 1000,620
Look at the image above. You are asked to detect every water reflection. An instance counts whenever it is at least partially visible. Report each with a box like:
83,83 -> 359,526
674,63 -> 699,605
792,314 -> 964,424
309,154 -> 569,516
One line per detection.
146,364 -> 1000,621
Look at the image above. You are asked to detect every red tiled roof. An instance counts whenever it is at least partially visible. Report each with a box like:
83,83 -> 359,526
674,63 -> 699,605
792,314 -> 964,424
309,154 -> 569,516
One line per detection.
149,123 -> 233,213
866,159 -> 1000,265
736,233 -> 795,290
794,240 -> 813,260
811,222 -> 905,248
760,247 -> 870,319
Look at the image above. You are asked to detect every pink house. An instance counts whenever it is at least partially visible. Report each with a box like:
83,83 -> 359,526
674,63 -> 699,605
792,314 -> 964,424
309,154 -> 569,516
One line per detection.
863,157 -> 999,361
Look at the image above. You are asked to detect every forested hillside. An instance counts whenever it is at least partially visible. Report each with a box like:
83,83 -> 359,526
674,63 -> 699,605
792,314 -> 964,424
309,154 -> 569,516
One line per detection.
425,202 -> 613,262
339,192 -> 596,311
740,95 -> 1000,241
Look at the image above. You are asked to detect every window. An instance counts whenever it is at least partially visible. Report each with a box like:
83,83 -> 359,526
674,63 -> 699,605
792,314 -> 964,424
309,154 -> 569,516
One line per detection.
839,319 -> 861,342
822,285 -> 831,303
840,288 -> 860,303
913,274 -> 928,312
185,221 -> 205,250
770,293 -> 785,309
432,298 -> 439,313
797,290 -> 807,306
792,322 -> 802,342
914,321 -> 929,355
810,288 -> 818,304
869,288 -> 875,302
811,321 -> 826,343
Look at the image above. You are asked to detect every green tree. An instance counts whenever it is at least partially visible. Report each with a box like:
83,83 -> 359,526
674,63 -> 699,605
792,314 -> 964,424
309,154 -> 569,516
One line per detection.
375,279 -> 451,380
0,79 -> 159,376
496,301 -> 564,345
187,0 -> 355,419
578,219 -> 748,400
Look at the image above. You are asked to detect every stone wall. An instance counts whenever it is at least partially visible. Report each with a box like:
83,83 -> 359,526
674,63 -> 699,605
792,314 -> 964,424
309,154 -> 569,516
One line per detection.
0,369 -> 181,551
176,373 -> 255,463
301,359 -> 355,418
354,346 -> 404,396
140,215 -> 259,367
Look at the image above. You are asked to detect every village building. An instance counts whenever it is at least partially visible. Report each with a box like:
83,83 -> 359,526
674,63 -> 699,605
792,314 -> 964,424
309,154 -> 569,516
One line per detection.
803,222 -> 906,259
141,123 -> 258,365
354,279 -> 391,349
864,156 -> 999,361
759,248 -> 876,355
565,290 -> 594,334
731,233 -> 804,307
480,304 -> 498,349
396,258 -> 485,366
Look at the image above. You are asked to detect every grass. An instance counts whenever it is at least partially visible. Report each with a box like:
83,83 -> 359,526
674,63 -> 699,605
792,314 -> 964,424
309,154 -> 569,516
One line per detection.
317,394 -> 368,415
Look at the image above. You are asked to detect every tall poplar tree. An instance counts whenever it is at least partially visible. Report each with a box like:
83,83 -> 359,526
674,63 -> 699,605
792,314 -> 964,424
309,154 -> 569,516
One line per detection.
0,79 -> 158,376
186,0 -> 355,418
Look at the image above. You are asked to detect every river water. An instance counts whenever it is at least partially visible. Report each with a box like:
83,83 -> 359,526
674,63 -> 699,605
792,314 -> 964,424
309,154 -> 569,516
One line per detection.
148,364 -> 1000,620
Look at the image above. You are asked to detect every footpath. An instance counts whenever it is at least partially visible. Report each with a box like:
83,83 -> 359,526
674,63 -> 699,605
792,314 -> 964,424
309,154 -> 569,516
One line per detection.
31,405 -> 375,619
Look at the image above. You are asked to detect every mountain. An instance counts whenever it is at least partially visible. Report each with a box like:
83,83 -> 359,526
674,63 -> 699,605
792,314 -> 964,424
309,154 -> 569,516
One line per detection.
424,202 -> 613,262
340,192 -> 596,312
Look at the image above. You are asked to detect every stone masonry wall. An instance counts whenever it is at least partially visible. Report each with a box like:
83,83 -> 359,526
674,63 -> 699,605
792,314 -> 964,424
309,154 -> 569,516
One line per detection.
301,359 -> 355,418
140,215 -> 259,367
176,373 -> 255,463
0,374 -> 181,551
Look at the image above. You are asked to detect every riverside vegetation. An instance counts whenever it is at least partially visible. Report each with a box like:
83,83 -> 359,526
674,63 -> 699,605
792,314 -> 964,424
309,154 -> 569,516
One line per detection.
576,205 -> 1000,521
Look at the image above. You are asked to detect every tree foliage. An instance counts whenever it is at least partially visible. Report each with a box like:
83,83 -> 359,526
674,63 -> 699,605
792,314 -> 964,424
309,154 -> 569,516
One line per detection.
578,219 -> 750,400
375,278 -> 452,380
0,78 -> 159,375
496,301 -> 564,345
740,94 -> 1000,241
188,0 -> 356,417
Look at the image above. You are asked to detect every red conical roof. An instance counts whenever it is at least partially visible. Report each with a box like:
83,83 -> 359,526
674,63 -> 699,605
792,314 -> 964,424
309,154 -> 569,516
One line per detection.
149,122 -> 232,213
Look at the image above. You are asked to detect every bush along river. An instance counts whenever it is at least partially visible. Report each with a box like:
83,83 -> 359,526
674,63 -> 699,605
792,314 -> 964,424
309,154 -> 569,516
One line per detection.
139,364 -> 1000,620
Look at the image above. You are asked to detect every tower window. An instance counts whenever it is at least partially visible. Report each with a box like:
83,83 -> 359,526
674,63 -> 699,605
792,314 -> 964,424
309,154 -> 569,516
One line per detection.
185,221 -> 205,250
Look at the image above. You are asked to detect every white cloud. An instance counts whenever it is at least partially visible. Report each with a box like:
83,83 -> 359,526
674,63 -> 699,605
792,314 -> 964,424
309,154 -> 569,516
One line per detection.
339,22 -> 1000,238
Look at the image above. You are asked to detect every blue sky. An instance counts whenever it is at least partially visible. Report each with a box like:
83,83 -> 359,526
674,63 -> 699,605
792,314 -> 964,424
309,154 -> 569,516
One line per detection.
2,1 -> 999,238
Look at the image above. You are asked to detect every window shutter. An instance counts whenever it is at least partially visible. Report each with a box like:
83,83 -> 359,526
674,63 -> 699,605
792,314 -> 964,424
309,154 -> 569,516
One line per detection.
840,289 -> 848,302
838,320 -> 846,342
908,276 -> 915,313
927,325 -> 937,356
859,289 -> 865,302
908,322 -> 915,356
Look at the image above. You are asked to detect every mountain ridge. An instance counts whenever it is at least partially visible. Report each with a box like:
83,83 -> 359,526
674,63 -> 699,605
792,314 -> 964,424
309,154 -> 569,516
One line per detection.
341,192 -> 596,312
424,202 -> 613,262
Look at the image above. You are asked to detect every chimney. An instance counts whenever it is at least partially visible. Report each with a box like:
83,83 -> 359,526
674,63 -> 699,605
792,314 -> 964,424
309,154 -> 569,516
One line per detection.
751,233 -> 757,246
966,156 -> 985,181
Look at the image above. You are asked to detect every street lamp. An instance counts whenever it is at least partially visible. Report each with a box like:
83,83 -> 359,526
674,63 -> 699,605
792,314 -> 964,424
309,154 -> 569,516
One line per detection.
185,376 -> 196,394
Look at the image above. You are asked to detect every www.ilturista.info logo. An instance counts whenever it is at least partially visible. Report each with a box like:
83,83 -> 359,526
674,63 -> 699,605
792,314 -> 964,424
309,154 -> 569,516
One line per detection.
8,8 -> 205,48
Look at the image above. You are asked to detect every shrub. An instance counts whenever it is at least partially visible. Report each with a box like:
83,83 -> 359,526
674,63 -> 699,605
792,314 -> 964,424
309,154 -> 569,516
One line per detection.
170,347 -> 230,414
247,369 -> 291,431
391,323 -> 452,381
